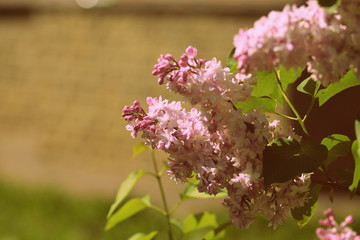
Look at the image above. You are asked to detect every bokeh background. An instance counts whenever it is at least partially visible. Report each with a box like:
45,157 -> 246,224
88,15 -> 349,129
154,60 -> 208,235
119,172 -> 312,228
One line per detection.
0,0 -> 359,239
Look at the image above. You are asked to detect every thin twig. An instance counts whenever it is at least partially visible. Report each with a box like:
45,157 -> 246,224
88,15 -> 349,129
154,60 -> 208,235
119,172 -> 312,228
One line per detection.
302,81 -> 321,122
312,179 -> 360,197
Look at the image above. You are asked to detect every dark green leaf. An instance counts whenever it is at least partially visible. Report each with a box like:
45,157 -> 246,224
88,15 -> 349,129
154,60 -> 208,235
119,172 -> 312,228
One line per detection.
132,142 -> 149,158
128,231 -> 158,240
234,96 -> 277,113
253,71 -> 284,106
337,166 -> 355,184
107,169 -> 145,218
291,184 -> 322,228
226,48 -> 238,73
317,69 -> 360,106
263,138 -> 328,188
321,134 -> 351,168
349,140 -> 360,198
105,196 -> 151,231
317,0 -> 342,12
297,77 -> 319,96
279,65 -> 304,91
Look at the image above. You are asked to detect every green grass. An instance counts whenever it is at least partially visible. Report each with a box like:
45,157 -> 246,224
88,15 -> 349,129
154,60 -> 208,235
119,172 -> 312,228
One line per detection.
0,180 -> 359,240
0,180 -> 175,240
0,180 -> 121,240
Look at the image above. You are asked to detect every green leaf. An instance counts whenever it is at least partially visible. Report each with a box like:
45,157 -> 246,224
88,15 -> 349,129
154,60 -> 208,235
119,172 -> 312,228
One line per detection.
234,96 -> 277,113
197,212 -> 218,229
203,229 -> 226,240
169,212 -> 219,237
182,212 -> 219,235
291,184 -> 322,228
253,71 -> 283,106
279,65 -> 304,91
355,110 -> 360,144
349,113 -> 360,198
132,142 -> 149,158
317,69 -> 360,106
349,140 -> 360,198
226,48 -> 238,73
185,174 -> 199,184
263,138 -> 328,188
321,134 -> 351,168
317,0 -> 342,12
128,231 -> 158,240
105,196 -> 150,231
170,218 -> 184,232
180,182 -> 227,200
107,169 -> 145,218
297,77 -> 319,96
183,214 -> 198,233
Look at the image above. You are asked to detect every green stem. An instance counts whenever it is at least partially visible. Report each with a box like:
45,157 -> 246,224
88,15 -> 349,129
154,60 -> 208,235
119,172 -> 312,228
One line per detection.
281,85 -> 309,135
274,70 -> 309,136
302,82 -> 320,122
275,112 -> 298,121
169,199 -> 183,215
144,171 -> 158,178
151,151 -> 174,240
317,165 -> 336,202
321,164 -> 333,182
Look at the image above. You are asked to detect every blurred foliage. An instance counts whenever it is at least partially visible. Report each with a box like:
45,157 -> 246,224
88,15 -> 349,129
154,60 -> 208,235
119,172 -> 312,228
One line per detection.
0,179 -> 359,240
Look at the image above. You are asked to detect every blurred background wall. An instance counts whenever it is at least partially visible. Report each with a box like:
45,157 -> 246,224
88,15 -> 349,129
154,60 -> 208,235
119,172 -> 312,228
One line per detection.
0,0 -> 305,203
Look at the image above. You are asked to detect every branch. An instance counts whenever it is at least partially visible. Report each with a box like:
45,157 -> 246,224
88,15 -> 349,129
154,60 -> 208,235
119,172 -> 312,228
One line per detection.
312,179 -> 360,197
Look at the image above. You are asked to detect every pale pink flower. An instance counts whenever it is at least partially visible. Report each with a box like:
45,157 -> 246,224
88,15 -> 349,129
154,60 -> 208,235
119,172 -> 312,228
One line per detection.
317,208 -> 360,240
233,0 -> 360,86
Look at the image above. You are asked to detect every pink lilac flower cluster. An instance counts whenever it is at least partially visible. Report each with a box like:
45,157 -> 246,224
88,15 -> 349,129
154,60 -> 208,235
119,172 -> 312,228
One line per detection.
123,47 -> 310,228
233,0 -> 360,86
316,208 -> 360,240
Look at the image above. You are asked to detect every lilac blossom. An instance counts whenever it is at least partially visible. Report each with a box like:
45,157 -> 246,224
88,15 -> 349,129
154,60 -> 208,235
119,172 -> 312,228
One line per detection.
316,208 -> 360,240
123,47 -> 310,229
233,0 -> 360,86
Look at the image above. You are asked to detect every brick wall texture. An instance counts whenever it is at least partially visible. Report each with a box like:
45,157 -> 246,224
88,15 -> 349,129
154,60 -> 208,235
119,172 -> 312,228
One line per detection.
0,8 -> 257,198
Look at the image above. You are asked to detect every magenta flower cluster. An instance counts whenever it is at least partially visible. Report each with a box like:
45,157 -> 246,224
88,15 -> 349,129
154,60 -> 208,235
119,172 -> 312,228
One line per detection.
317,208 -> 360,240
123,47 -> 310,228
233,0 -> 360,86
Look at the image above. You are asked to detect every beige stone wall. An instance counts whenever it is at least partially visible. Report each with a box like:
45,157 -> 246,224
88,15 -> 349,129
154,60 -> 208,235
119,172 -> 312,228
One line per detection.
0,8 -> 260,203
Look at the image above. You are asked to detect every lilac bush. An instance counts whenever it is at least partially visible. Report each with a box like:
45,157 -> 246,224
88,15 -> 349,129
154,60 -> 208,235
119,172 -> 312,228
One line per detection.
123,47 -> 310,228
107,0 -> 360,239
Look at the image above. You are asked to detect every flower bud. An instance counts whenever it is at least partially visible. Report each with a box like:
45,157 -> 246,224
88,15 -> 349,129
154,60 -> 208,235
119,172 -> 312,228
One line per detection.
345,215 -> 354,225
186,46 -> 197,58
323,208 -> 333,218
